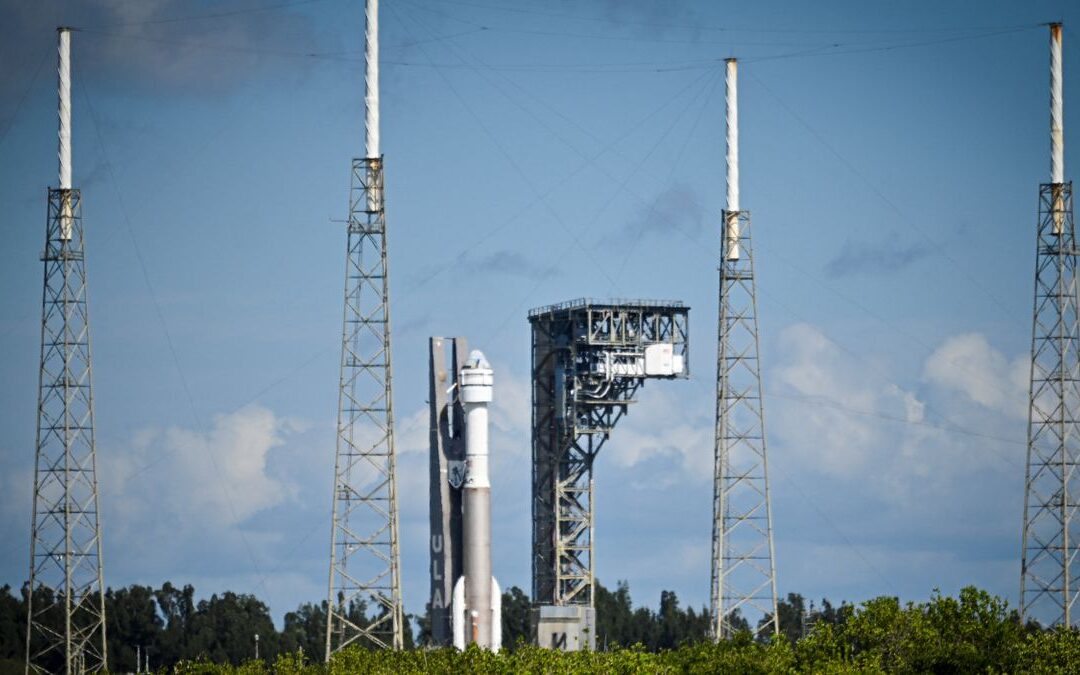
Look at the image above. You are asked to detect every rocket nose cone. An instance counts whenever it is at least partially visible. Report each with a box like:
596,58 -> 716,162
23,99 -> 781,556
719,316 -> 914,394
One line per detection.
467,350 -> 491,369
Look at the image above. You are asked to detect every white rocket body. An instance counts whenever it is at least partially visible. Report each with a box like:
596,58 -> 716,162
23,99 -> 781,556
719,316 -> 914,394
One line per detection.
451,351 -> 501,651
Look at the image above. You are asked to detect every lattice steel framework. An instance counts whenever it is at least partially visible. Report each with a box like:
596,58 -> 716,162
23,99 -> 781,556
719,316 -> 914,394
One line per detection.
325,157 -> 404,655
530,299 -> 689,607
1021,182 -> 1080,628
710,210 -> 779,639
26,188 -> 108,674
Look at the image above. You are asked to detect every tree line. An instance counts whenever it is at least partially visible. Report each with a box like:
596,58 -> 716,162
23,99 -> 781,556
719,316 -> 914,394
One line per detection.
0,581 -> 1066,673
1,579 -> 802,671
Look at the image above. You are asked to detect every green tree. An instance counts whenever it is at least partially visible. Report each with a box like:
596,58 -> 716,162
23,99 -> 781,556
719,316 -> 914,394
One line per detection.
105,585 -> 164,672
279,601 -> 326,663
0,585 -> 24,674
500,586 -> 531,650
155,581 -> 197,664
595,580 -> 635,649
185,592 -> 277,665
758,592 -> 807,644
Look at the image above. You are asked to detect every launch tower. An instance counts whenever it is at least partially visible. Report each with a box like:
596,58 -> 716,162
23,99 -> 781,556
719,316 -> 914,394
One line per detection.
529,298 -> 689,649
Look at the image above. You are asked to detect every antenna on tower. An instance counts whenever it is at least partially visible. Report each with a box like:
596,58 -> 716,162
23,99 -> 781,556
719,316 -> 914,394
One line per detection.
325,0 -> 404,657
710,57 -> 780,640
26,26 -> 109,674
1020,21 -> 1080,629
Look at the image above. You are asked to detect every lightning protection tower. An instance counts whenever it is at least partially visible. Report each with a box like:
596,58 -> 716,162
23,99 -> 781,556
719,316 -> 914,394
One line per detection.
25,27 -> 108,674
325,0 -> 404,656
1021,23 -> 1080,629
710,58 -> 780,640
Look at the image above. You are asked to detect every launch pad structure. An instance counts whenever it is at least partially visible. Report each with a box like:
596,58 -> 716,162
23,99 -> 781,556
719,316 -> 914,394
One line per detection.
528,298 -> 689,646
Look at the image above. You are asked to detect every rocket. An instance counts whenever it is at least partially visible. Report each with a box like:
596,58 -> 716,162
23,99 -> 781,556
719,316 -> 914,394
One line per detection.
452,351 -> 501,650
427,347 -> 498,648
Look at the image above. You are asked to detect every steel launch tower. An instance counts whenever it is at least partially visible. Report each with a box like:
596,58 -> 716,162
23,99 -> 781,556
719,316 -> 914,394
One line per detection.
25,27 -> 108,675
529,298 -> 689,649
325,0 -> 404,655
710,58 -> 780,639
1021,23 -> 1080,629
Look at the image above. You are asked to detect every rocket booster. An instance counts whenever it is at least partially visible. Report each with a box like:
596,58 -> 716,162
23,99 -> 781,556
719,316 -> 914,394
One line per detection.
452,350 -> 501,651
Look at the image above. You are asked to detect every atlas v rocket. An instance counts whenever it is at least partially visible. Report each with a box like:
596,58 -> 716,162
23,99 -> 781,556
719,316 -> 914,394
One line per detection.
429,342 -> 501,650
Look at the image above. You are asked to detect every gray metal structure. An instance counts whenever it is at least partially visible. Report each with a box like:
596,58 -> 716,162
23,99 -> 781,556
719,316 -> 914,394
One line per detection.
325,156 -> 403,654
529,298 -> 689,612
325,0 -> 402,655
26,28 -> 108,675
710,58 -> 780,640
1021,22 -> 1079,629
1020,180 -> 1080,627
427,337 -> 468,646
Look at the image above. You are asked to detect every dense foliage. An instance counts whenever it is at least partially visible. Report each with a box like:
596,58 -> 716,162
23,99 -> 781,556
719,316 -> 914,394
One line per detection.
0,583 -> 413,673
177,588 -> 1080,674
1,583 -> 1077,673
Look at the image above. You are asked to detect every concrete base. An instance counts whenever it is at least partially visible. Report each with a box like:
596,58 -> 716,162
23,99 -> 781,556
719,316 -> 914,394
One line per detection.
531,605 -> 595,651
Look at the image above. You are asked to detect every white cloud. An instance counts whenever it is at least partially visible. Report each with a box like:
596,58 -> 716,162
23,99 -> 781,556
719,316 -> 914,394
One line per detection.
490,365 -> 532,450
109,405 -> 293,530
922,333 -> 1027,419
770,323 -> 916,478
768,323 -> 1025,504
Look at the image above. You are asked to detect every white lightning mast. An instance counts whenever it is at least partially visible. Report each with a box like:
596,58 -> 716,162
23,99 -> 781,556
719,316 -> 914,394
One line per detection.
1021,21 -> 1080,629
26,27 -> 109,673
325,0 -> 404,657
711,57 -> 780,640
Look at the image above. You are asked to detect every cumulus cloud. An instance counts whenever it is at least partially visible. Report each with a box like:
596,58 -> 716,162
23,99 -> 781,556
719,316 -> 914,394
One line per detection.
766,323 -> 1028,508
107,405 -> 298,535
602,382 -> 712,481
922,333 -> 1027,419
770,322 -> 919,478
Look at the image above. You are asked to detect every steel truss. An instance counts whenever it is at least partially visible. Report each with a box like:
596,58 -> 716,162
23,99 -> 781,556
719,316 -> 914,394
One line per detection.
1022,182 -> 1080,628
26,188 -> 108,674
710,210 -> 779,639
326,157 -> 404,656
530,299 -> 689,607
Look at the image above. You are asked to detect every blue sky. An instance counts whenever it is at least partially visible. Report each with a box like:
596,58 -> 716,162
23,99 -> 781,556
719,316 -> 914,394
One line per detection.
1,0 -> 1078,628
